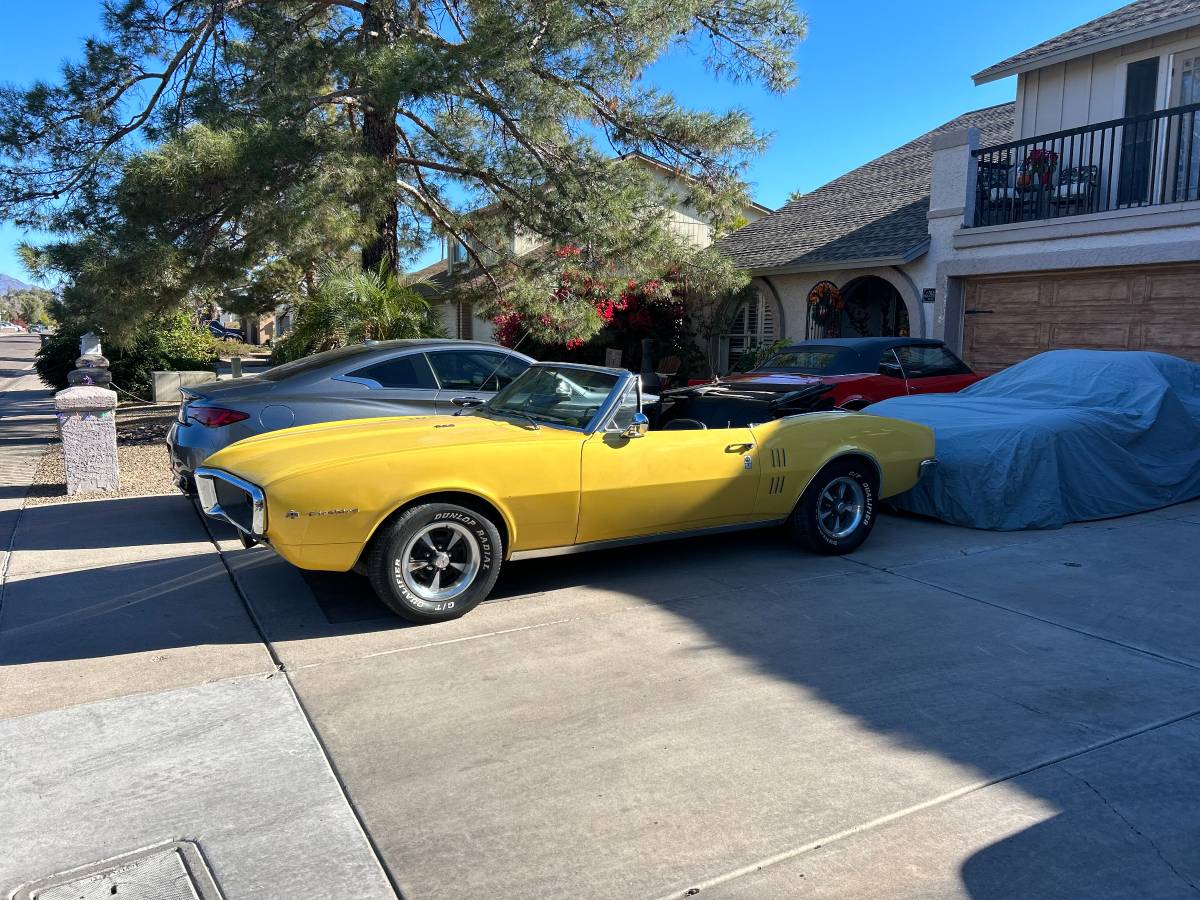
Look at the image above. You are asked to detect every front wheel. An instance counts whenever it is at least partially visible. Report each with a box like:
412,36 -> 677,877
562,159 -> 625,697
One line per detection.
366,503 -> 503,623
788,460 -> 878,555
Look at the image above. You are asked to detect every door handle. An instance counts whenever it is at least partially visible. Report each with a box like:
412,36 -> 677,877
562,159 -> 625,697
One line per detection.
725,443 -> 754,453
451,396 -> 485,408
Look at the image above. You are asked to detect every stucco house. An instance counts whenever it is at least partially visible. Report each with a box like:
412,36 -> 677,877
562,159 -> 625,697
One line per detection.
718,0 -> 1200,373
411,152 -> 772,342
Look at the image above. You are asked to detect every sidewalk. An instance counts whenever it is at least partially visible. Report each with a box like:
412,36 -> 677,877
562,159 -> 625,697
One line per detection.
0,336 -> 394,899
0,336 -> 55,559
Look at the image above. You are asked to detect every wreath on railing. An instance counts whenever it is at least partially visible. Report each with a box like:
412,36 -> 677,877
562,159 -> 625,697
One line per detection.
807,281 -> 843,335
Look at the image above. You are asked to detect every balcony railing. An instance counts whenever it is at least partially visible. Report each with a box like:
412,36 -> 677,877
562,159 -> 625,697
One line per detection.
971,101 -> 1200,227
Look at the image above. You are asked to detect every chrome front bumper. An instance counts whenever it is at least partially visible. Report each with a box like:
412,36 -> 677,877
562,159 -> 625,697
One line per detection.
195,467 -> 267,536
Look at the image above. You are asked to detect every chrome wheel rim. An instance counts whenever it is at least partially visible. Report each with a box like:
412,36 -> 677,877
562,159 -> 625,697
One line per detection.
398,522 -> 481,602
816,476 -> 865,540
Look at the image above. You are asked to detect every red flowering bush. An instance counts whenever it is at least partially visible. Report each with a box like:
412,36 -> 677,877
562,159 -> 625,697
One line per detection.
484,240 -> 747,380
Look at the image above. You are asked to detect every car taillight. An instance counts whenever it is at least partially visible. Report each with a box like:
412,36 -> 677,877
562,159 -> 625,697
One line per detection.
190,406 -> 250,428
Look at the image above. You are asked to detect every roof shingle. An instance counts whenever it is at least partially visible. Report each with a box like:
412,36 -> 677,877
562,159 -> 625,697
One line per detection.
716,103 -> 1016,273
973,0 -> 1200,83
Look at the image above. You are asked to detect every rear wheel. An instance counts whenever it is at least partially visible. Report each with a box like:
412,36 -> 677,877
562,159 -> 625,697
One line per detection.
788,460 -> 878,555
366,503 -> 502,623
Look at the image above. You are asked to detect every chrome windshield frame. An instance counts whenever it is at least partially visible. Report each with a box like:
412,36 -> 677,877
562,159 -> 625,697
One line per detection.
195,466 -> 267,536
478,362 -> 636,435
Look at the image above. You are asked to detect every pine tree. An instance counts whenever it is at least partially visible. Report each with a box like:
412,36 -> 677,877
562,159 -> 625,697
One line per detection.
0,0 -> 803,335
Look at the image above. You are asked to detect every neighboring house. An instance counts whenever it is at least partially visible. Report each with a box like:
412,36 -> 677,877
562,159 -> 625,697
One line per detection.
410,153 -> 772,342
211,307 -> 292,346
718,0 -> 1200,373
717,105 -> 1015,374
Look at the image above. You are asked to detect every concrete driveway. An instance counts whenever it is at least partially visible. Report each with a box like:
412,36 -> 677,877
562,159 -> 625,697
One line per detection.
221,498 -> 1200,899
2,329 -> 1198,898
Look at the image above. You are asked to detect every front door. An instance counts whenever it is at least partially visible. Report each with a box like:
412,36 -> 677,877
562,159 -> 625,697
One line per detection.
577,427 -> 762,544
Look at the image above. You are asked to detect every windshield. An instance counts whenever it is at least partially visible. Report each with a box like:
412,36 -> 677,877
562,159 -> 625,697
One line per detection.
754,348 -> 842,374
482,365 -> 620,428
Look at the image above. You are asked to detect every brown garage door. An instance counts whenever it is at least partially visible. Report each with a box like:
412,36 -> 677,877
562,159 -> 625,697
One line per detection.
961,264 -> 1200,372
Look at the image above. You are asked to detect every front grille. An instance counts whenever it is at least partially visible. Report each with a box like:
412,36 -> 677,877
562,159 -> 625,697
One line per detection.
213,477 -> 255,532
195,468 -> 267,536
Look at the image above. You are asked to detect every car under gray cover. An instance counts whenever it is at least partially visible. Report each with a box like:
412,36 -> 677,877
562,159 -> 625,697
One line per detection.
864,350 -> 1200,530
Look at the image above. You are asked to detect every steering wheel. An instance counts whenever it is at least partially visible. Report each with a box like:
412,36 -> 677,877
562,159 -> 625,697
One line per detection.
662,418 -> 707,431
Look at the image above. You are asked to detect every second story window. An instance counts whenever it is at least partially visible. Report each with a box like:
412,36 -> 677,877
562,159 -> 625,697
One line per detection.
450,240 -> 469,266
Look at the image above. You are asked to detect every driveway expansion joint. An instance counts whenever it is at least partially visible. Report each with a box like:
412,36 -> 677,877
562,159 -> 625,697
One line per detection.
846,556 -> 1200,674
653,706 -> 1200,900
191,501 -> 401,899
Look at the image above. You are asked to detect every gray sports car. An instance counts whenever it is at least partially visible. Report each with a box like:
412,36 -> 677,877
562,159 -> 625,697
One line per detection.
167,339 -> 534,492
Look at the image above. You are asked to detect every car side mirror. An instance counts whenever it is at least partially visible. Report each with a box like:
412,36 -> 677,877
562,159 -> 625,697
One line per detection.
622,412 -> 649,439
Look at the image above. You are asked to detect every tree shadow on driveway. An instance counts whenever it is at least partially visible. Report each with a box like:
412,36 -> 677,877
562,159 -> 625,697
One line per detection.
253,515 -> 1200,898
5,491 -> 1200,897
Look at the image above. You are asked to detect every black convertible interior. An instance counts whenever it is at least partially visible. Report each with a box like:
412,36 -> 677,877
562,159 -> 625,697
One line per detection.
655,382 -> 839,430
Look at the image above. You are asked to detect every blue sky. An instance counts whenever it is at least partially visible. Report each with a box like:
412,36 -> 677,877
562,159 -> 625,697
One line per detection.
0,0 -> 1122,281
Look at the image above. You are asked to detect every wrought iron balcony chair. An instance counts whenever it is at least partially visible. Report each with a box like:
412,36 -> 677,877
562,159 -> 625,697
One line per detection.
1049,165 -> 1099,217
976,159 -> 1019,225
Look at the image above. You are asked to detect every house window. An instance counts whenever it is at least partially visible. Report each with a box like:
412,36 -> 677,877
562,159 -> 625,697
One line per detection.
719,289 -> 779,373
1170,49 -> 1200,202
450,240 -> 469,266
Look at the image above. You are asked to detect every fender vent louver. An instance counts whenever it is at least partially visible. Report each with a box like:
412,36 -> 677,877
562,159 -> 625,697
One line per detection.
768,476 -> 787,495
770,447 -> 788,468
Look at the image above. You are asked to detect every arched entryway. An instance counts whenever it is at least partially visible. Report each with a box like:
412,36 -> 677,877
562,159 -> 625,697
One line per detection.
808,276 -> 910,339
717,286 -> 782,373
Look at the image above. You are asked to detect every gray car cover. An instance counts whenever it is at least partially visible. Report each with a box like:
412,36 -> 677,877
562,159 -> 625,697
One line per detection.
864,350 -> 1200,530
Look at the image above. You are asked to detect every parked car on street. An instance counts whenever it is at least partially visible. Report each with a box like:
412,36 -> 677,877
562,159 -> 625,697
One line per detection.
207,320 -> 245,341
0,321 -> 21,332
195,361 -> 938,623
865,350 -> 1200,530
168,339 -> 535,492
26,324 -> 50,334
661,338 -> 981,428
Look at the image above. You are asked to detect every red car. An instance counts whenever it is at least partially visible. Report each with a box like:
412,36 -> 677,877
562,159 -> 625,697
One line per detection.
660,338 -> 981,428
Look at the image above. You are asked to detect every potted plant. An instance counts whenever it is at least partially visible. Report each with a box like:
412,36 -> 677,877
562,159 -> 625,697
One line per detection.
1023,148 -> 1059,188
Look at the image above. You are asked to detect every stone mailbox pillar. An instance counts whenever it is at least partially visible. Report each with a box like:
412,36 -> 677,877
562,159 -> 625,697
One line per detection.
56,386 -> 119,494
55,331 -> 120,495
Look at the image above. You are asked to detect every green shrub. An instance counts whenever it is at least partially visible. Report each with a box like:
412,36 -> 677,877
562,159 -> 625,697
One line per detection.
35,313 -> 218,396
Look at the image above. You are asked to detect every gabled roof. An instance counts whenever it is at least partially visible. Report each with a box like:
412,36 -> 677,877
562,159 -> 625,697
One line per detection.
618,152 -> 775,215
716,103 -> 1016,274
973,0 -> 1200,85
409,256 -> 455,295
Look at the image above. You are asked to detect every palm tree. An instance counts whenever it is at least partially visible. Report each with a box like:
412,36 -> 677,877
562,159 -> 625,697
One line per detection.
274,265 -> 445,361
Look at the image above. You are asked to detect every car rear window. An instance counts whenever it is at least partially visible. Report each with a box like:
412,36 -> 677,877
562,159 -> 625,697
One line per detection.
755,349 -> 841,374
259,345 -> 377,381
347,354 -> 438,389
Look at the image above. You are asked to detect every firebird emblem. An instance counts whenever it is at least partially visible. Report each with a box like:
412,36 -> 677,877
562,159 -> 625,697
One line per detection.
304,507 -> 359,517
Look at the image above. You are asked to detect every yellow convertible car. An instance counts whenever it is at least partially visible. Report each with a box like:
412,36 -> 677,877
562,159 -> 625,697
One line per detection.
197,362 -> 936,623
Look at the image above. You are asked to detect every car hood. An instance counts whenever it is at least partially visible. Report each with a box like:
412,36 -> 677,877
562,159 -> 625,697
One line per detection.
203,412 -> 580,487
